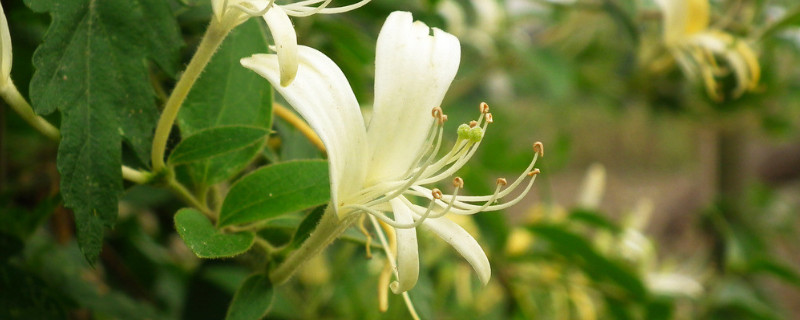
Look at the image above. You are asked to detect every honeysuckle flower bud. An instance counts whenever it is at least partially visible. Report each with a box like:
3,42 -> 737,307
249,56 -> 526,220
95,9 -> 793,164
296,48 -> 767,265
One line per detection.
212,0 -> 371,86
0,4 -> 12,88
656,0 -> 760,101
242,11 -> 542,300
576,163 -> 606,210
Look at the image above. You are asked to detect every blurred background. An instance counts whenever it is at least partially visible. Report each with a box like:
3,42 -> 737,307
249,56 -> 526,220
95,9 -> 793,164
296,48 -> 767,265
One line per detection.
3,0 -> 800,319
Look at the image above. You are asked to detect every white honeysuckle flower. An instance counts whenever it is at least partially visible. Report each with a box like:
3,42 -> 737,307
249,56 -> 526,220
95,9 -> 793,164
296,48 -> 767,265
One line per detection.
0,3 -> 12,88
576,163 -> 606,210
212,0 -> 371,86
241,11 -> 542,294
645,272 -> 703,298
656,0 -> 760,101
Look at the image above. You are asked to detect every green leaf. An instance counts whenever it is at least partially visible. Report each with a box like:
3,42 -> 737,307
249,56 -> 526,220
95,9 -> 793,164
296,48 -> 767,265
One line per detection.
567,208 -> 621,233
0,196 -> 59,240
225,273 -> 274,320
0,264 -> 67,319
174,208 -> 255,258
758,5 -> 800,41
168,126 -> 269,165
527,224 -> 646,299
288,206 -> 325,250
177,19 -> 272,134
177,19 -> 273,187
24,240 -> 165,319
25,0 -> 181,262
218,160 -> 330,228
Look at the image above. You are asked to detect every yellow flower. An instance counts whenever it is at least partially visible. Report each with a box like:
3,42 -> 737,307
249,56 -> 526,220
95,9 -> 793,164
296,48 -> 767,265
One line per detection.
656,0 -> 760,101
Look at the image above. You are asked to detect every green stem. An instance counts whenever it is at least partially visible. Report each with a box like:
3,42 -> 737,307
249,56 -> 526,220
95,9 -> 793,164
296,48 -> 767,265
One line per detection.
167,176 -> 214,219
151,21 -> 230,172
121,166 -> 152,184
0,79 -> 156,186
0,81 -> 60,141
269,205 -> 356,285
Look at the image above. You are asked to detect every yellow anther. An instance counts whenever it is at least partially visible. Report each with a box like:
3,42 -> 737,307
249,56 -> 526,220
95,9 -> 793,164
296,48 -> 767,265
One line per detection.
432,188 -> 443,199
469,120 -> 478,128
431,107 -> 447,124
533,141 -> 544,157
431,106 -> 443,119
485,113 -> 493,124
528,168 -> 541,177
453,177 -> 464,188
480,102 -> 490,114
496,178 -> 508,186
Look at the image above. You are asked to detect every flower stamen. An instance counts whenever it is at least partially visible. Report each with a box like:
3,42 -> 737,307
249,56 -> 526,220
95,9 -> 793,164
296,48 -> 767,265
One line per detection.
369,216 -> 421,320
230,0 -> 273,16
533,141 -> 544,157
480,101 -> 490,113
282,0 -> 372,16
358,214 -> 373,258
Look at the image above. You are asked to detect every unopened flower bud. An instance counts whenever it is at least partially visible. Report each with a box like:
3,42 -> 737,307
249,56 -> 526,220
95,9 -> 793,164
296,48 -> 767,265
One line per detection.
0,5 -> 12,88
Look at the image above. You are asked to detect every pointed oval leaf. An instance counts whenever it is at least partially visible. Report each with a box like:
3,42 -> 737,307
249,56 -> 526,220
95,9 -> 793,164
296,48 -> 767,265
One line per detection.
218,160 -> 329,228
175,208 -> 254,258
225,273 -> 273,320
168,126 -> 269,165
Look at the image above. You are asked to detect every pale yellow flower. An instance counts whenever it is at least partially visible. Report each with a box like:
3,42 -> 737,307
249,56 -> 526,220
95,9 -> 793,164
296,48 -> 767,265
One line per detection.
657,0 -> 760,101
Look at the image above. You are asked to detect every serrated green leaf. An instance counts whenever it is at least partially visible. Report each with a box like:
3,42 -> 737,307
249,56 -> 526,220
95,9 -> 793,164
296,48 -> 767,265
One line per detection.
225,273 -> 274,320
218,160 -> 330,228
177,19 -> 273,187
25,0 -> 181,262
175,208 -> 254,258
168,126 -> 269,165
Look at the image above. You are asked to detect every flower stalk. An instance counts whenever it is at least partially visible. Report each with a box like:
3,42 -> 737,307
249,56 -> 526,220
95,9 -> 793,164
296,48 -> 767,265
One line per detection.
151,20 -> 230,172
0,81 -> 60,141
269,205 -> 358,284
273,102 -> 326,152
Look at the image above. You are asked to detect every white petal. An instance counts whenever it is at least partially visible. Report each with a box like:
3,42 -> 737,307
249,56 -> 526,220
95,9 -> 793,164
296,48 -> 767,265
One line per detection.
211,0 -> 226,22
263,6 -> 299,86
365,11 -> 461,183
655,0 -> 686,43
0,4 -> 11,86
689,32 -> 754,96
241,47 -> 368,217
422,214 -> 491,285
389,198 -> 419,293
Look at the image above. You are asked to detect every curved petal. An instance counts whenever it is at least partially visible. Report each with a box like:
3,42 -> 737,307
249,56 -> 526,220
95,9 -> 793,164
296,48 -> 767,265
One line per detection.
211,0 -> 226,22
684,0 -> 709,34
241,47 -> 368,217
421,212 -> 491,285
389,198 -> 420,293
263,6 -> 299,86
689,32 -> 758,97
0,4 -> 11,86
365,11 -> 461,184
